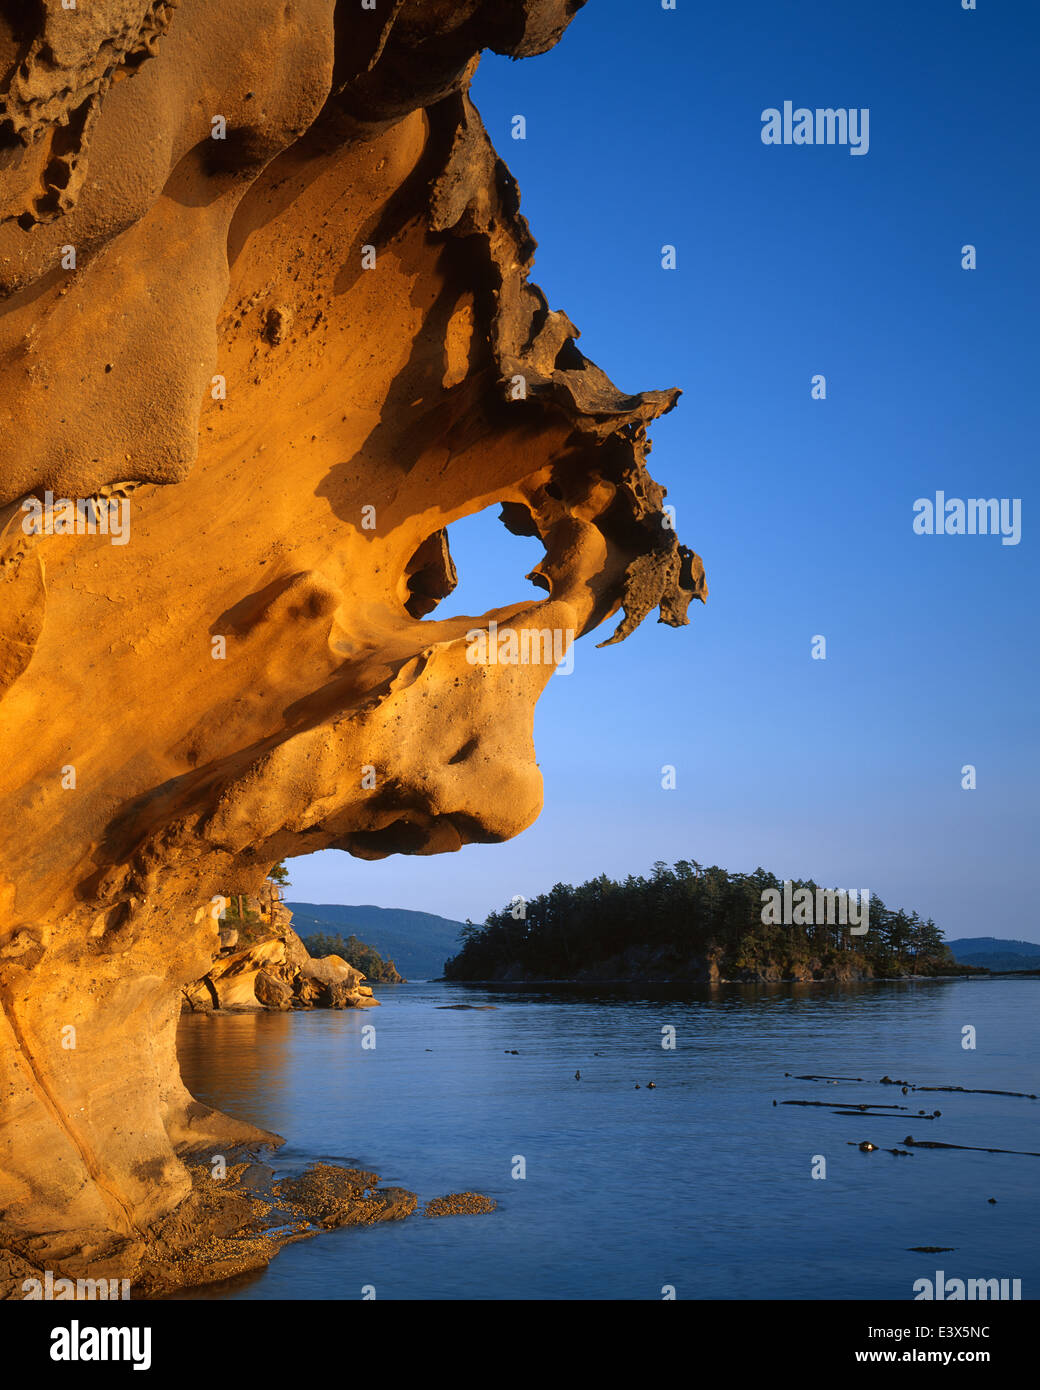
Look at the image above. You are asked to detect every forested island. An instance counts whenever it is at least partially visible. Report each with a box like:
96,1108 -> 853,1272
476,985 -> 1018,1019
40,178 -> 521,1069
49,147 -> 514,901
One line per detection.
443,860 -> 974,983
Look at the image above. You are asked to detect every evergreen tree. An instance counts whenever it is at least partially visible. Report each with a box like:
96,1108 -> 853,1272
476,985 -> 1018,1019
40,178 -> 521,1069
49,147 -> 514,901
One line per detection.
443,858 -> 963,982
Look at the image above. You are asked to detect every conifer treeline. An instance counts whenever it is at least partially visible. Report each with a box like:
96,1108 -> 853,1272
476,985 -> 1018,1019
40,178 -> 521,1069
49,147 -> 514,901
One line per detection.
304,931 -> 404,982
444,859 -> 960,981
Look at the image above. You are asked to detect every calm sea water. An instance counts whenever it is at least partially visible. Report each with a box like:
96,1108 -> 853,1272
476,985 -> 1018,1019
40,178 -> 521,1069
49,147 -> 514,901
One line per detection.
175,979 -> 1040,1300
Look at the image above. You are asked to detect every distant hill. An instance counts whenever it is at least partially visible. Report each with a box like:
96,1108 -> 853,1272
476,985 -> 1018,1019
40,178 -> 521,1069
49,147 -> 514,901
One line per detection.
946,937 -> 1040,973
285,902 -> 467,980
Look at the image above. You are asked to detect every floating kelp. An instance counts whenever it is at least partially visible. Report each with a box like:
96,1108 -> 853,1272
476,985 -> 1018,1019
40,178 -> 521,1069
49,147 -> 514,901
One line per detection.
789,1074 -> 864,1082
913,1085 -> 1038,1100
787,1073 -> 1037,1101
902,1136 -> 1040,1157
781,1100 -> 908,1111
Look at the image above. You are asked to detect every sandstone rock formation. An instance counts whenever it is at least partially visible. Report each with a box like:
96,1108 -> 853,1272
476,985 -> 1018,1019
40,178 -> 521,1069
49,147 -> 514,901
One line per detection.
0,0 -> 705,1292
182,896 -> 380,1010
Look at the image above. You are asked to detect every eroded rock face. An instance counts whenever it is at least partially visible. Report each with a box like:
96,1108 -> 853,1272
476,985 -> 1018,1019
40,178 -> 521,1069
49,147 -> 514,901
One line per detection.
180,899 -> 377,1011
0,0 -> 705,1286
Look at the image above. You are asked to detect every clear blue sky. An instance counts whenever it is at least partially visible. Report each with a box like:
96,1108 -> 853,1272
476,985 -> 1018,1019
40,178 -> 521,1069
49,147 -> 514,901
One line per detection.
289,0 -> 1038,942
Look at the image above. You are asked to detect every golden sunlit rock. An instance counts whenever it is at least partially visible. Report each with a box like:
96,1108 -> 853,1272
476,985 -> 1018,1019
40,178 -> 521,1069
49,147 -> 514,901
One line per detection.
0,0 -> 703,1294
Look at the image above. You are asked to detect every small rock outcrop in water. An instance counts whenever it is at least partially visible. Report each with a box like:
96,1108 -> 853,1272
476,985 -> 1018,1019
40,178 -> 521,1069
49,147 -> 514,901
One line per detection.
274,1165 -> 417,1229
301,929 -> 406,983
182,899 -> 381,1013
425,1193 -> 498,1219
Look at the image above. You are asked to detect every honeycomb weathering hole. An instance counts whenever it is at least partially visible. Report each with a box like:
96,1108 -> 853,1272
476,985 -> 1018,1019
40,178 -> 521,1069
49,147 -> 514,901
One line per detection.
407,503 -> 548,622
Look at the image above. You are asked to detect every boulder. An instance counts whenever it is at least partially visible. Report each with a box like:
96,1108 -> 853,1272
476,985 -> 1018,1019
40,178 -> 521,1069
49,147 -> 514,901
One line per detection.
254,970 -> 293,1011
326,980 -> 381,1009
292,974 -> 324,1009
207,939 -> 287,1010
300,954 -> 365,990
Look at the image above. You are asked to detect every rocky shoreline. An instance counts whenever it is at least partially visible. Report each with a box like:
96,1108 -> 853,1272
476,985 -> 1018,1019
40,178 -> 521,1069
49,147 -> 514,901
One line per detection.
445,973 -> 979,986
182,898 -> 382,1014
444,955 -> 974,986
0,897 -> 490,1301
2,1151 -> 496,1300
1,1151 -> 369,1301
